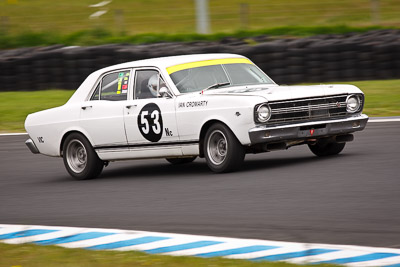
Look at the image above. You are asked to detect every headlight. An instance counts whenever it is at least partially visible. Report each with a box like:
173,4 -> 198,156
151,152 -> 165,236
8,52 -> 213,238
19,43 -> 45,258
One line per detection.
255,104 -> 271,123
346,95 -> 361,113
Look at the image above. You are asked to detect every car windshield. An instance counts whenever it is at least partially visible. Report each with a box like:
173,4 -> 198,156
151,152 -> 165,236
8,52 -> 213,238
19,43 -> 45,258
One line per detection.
169,62 -> 274,93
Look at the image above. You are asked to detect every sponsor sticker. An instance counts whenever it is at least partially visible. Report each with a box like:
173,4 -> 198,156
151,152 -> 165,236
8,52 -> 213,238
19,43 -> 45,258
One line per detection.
178,101 -> 208,108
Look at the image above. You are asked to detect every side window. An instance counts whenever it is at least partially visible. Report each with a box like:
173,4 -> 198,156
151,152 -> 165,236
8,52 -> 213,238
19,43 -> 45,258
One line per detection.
100,70 -> 130,101
135,70 -> 159,99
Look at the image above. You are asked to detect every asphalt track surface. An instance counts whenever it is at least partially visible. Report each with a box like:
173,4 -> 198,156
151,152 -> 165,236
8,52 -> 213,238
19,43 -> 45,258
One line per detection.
1,122 -> 399,249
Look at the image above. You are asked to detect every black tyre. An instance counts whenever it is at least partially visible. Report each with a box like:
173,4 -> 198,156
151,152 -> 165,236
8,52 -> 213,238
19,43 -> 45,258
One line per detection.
308,140 -> 346,157
166,157 -> 197,165
62,133 -> 104,180
204,123 -> 245,173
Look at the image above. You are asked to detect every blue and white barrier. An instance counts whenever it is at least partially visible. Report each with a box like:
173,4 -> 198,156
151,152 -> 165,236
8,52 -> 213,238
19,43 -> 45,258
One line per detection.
1,224 -> 400,266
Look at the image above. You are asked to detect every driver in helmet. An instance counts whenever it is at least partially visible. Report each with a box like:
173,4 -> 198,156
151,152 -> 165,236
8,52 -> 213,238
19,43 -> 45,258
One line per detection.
147,74 -> 159,97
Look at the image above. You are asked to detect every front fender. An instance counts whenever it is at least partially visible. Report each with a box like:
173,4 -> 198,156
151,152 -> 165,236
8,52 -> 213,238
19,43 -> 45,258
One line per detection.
175,95 -> 264,146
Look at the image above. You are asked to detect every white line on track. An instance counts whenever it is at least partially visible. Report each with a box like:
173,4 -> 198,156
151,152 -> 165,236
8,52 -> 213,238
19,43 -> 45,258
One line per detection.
368,118 -> 400,122
0,132 -> 28,136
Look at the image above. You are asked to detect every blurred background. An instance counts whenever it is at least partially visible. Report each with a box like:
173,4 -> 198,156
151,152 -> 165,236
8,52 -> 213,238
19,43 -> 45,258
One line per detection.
1,0 -> 400,34
0,0 -> 399,131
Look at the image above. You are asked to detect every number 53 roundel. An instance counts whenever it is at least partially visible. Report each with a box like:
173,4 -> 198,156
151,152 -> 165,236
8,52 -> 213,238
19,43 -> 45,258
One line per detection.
138,103 -> 163,142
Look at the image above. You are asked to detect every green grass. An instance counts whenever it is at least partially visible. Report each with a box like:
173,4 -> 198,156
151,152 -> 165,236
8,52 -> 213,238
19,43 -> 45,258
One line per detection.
0,0 -> 399,48
0,243 -> 339,267
0,90 -> 74,133
308,79 -> 400,117
0,80 -> 399,133
1,0 -> 400,35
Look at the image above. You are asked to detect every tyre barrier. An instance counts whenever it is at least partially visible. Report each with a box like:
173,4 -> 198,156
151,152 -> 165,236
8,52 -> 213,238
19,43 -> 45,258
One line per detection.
0,29 -> 400,91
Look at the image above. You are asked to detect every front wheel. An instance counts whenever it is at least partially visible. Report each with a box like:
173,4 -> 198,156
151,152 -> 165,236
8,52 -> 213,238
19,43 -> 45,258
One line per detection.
62,133 -> 104,180
308,140 -> 346,157
204,123 -> 245,173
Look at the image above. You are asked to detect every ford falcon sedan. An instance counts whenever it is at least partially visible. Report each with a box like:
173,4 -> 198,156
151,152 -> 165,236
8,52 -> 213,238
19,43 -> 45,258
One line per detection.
25,54 -> 368,179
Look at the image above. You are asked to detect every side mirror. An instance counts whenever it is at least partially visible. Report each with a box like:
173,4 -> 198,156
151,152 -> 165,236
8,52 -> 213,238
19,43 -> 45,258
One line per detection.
159,87 -> 173,98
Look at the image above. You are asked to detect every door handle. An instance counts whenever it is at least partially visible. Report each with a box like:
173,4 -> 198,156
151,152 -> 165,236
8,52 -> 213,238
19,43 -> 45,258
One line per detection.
81,105 -> 92,110
126,104 -> 137,109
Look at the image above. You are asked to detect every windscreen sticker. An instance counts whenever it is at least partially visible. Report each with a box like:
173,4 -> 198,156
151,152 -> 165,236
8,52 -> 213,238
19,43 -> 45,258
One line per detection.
117,78 -> 122,90
115,71 -> 130,95
167,58 -> 253,74
138,103 -> 163,142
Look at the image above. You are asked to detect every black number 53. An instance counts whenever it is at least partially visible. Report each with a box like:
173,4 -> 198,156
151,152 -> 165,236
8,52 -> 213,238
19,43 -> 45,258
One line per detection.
137,103 -> 163,142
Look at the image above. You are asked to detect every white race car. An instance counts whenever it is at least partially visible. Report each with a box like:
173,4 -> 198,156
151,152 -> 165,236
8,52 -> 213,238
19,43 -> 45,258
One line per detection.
25,54 -> 368,179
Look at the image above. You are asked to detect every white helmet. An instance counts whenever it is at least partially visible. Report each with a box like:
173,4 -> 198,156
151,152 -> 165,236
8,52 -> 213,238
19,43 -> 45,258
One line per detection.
147,74 -> 159,97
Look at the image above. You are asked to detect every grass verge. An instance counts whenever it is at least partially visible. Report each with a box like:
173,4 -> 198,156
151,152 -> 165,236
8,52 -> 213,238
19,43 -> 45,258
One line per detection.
0,242 -> 339,267
0,79 -> 399,133
1,0 -> 400,37
308,79 -> 400,117
0,90 -> 74,133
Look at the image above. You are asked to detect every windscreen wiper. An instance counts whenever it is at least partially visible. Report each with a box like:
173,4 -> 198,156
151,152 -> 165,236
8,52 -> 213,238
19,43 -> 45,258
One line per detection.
203,82 -> 231,92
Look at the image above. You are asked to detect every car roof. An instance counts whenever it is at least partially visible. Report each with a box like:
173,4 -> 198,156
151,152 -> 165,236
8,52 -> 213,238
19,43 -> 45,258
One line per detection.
96,53 -> 247,74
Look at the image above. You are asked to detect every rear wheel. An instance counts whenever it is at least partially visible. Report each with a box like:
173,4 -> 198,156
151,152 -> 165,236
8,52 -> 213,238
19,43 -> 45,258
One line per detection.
308,140 -> 346,157
62,133 -> 104,180
166,157 -> 197,165
204,123 -> 245,173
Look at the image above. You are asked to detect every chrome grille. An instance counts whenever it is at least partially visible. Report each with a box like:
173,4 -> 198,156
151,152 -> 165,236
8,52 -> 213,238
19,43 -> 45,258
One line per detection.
268,95 -> 348,124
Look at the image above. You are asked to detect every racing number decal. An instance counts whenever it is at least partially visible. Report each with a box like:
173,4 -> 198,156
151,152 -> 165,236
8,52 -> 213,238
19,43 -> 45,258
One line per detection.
138,103 -> 163,142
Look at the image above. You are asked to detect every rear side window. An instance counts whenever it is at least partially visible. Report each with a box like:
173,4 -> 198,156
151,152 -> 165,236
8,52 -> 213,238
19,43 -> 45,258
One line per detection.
93,70 -> 130,101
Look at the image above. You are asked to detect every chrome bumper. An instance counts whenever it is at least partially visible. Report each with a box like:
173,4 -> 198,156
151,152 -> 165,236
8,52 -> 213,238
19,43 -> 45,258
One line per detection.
249,114 -> 368,144
25,138 -> 40,154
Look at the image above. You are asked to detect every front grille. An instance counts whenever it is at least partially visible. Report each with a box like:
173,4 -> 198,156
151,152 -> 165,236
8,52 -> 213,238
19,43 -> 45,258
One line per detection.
268,95 -> 348,124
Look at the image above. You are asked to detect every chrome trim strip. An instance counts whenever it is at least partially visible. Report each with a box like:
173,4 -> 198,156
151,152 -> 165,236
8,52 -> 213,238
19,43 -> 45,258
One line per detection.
269,94 -> 348,105
94,140 -> 199,151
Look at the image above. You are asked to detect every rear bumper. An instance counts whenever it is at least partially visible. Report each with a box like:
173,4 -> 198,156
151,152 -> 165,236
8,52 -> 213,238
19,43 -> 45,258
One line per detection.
249,114 -> 368,144
25,138 -> 40,154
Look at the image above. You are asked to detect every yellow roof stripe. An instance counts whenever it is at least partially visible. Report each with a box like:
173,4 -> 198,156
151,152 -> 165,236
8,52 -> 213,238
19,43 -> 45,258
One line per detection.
166,58 -> 253,74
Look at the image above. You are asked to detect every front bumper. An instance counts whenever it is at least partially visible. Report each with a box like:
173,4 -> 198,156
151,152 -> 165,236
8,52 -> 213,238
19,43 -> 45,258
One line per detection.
25,138 -> 40,154
249,114 -> 368,144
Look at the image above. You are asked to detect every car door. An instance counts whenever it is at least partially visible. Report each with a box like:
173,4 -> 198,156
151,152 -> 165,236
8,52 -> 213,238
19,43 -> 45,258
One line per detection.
80,69 -> 131,149
123,68 -> 182,158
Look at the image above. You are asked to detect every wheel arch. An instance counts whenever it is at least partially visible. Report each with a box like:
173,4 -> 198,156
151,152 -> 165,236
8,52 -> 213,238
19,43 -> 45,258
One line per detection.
60,130 -> 93,156
199,119 -> 237,158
